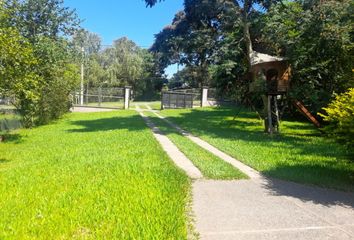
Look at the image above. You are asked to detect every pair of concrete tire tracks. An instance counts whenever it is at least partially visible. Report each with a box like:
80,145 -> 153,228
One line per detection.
136,103 -> 259,180
136,104 -> 354,240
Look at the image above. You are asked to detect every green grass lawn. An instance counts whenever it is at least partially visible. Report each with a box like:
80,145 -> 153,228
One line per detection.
133,101 -> 161,110
0,105 -> 15,110
0,113 -> 21,120
85,101 -> 124,108
147,101 -> 162,110
161,107 -> 354,192
0,114 -> 14,120
144,111 -> 247,180
0,111 -> 190,239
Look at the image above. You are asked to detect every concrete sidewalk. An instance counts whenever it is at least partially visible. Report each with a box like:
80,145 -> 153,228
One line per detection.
148,110 -> 260,179
137,106 -> 354,239
135,105 -> 203,179
193,178 -> 354,240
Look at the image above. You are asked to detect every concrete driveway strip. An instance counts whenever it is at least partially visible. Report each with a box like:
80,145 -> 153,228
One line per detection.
142,108 -> 354,239
150,110 -> 260,179
136,105 -> 202,179
145,104 -> 152,110
193,179 -> 354,240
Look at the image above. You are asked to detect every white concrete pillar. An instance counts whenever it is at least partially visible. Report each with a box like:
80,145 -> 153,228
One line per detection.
124,86 -> 131,110
201,87 -> 208,107
80,47 -> 84,106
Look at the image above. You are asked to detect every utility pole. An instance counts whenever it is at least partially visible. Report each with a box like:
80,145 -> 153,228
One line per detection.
80,47 -> 84,106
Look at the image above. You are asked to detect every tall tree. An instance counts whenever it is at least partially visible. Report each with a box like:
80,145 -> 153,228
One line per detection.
72,29 -> 103,89
151,1 -> 234,87
146,0 -> 281,65
72,29 -> 101,55
261,0 -> 354,112
0,27 -> 40,126
4,0 -> 80,41
2,0 -> 81,125
93,37 -> 162,99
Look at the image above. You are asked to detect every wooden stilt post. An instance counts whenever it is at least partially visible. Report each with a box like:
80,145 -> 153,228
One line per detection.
274,96 -> 280,133
267,95 -> 273,134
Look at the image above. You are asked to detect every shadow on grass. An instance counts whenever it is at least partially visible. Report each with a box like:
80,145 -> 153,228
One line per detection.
164,107 -> 349,160
67,115 -> 146,133
163,107 -> 354,191
1,133 -> 23,144
0,158 -> 10,164
261,176 -> 354,207
262,162 -> 354,193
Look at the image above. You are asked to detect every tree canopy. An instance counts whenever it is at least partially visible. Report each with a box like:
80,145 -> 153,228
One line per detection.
147,0 -> 353,113
1,0 -> 81,126
1,0 -> 165,126
1,0 -> 352,129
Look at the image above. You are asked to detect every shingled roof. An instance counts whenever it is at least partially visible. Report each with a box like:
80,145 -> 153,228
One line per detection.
250,51 -> 286,66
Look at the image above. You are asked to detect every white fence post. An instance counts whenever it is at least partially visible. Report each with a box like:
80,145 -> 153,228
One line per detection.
124,86 -> 131,110
80,47 -> 84,106
201,87 -> 208,107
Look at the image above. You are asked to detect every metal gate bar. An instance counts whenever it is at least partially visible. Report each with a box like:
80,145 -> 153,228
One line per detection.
161,91 -> 196,109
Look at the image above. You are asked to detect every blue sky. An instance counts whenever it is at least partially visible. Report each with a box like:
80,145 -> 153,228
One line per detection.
65,0 -> 184,77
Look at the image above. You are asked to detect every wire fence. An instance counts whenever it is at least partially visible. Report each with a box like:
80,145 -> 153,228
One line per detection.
207,88 -> 217,101
72,87 -> 125,108
0,98 -> 22,133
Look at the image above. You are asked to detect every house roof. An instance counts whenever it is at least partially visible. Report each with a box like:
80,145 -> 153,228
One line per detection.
250,51 -> 286,66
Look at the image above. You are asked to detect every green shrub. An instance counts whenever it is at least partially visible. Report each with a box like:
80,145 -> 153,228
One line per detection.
319,88 -> 354,149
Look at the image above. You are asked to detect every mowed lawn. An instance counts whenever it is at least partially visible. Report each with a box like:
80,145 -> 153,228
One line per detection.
0,111 -> 189,239
143,111 -> 247,180
161,107 -> 354,192
133,101 -> 161,110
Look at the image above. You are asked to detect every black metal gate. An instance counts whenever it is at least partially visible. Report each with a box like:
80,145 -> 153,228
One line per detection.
161,90 -> 200,109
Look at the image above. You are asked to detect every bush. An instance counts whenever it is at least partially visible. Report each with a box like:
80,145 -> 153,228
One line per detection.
0,27 -> 41,127
34,37 -> 80,125
319,88 -> 354,149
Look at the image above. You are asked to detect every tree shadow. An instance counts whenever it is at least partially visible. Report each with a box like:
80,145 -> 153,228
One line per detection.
162,107 -> 354,190
0,158 -> 10,164
163,107 -> 349,160
262,162 -> 354,193
260,176 -> 354,208
67,115 -> 146,133
1,133 -> 24,144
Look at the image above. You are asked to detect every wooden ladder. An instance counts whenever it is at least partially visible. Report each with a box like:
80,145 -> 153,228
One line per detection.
293,100 -> 321,128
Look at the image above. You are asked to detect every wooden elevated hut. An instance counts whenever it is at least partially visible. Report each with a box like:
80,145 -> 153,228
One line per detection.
248,52 -> 321,130
249,51 -> 291,95
248,51 -> 291,134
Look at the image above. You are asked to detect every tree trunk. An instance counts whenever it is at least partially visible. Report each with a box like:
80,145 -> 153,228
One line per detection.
242,0 -> 253,66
